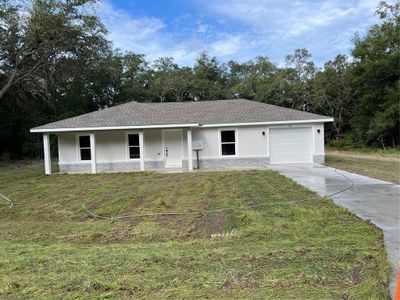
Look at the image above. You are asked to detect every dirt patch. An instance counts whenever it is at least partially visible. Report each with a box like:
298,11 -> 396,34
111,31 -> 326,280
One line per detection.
296,247 -> 311,256
220,270 -> 261,290
106,225 -> 134,240
155,214 -> 198,238
344,265 -> 363,285
198,212 -> 225,237
273,281 -> 293,289
241,254 -> 258,262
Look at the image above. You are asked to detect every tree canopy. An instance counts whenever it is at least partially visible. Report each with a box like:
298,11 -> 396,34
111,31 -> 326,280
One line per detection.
0,0 -> 398,159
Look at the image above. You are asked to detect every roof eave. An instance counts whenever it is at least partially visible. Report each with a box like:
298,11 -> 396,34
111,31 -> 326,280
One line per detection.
30,118 -> 333,133
30,123 -> 201,133
200,118 -> 334,128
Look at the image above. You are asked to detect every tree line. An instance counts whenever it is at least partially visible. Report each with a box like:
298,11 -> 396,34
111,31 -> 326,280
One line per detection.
0,0 -> 398,159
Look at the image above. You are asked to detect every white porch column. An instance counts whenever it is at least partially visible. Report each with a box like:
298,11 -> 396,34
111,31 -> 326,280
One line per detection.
43,133 -> 51,175
139,131 -> 145,171
90,133 -> 96,174
187,128 -> 193,171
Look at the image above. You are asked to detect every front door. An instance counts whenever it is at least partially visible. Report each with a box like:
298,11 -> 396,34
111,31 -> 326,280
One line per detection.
163,130 -> 183,167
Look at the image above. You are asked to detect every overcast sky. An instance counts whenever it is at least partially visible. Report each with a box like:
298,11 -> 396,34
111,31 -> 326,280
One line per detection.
95,0 -> 385,66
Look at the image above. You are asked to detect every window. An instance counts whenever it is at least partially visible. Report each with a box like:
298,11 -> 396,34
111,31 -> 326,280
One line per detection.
128,133 -> 140,159
79,136 -> 91,161
220,130 -> 236,156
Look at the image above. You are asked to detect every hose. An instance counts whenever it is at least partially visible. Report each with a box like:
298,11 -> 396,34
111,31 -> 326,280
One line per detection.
82,168 -> 354,221
0,193 -> 14,208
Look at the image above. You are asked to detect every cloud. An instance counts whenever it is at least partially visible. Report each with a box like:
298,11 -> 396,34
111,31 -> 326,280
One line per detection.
94,0 -> 384,66
94,1 -> 252,65
194,0 -> 382,64
196,24 -> 209,33
204,0 -> 378,36
95,1 -> 200,65
210,34 -> 244,56
96,2 -> 164,51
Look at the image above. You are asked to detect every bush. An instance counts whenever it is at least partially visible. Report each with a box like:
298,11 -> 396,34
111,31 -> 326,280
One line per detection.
327,134 -> 361,151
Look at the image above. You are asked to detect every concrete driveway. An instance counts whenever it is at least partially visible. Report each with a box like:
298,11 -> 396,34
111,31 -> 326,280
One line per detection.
268,164 -> 400,297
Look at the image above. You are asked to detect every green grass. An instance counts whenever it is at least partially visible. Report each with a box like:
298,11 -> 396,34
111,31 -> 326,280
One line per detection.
0,163 -> 390,299
326,154 -> 400,184
326,146 -> 400,157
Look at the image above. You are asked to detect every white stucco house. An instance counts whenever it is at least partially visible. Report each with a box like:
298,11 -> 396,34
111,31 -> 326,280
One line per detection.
30,99 -> 333,174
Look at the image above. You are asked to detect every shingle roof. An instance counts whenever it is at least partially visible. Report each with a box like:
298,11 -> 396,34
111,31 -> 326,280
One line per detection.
31,99 -> 332,131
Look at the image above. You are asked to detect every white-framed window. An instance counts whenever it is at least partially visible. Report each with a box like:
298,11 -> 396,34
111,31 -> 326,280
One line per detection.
220,129 -> 237,156
127,133 -> 140,159
78,135 -> 91,161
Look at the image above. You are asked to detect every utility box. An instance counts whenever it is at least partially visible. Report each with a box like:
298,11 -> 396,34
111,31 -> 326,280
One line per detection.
192,140 -> 203,150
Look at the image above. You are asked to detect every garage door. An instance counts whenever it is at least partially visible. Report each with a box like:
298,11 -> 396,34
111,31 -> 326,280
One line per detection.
270,127 -> 313,164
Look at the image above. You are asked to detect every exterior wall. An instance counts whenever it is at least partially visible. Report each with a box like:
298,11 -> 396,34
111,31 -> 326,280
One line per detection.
55,122 -> 326,173
59,162 -> 91,173
192,125 -> 269,169
58,133 -> 77,163
313,123 -> 325,162
59,161 -> 140,173
192,128 -> 219,158
237,126 -> 268,157
143,129 -> 163,162
192,157 -> 270,170
96,131 -> 126,162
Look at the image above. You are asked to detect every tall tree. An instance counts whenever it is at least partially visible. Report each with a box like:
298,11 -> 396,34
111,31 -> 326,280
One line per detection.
151,57 -> 178,102
169,67 -> 194,102
192,52 -> 227,100
226,56 -> 278,101
351,1 -> 400,147
114,52 -> 152,104
283,49 -> 316,110
0,0 -> 112,158
311,55 -> 355,140
0,0 -> 108,99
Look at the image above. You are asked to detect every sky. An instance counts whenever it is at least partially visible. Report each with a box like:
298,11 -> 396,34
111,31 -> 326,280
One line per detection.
94,0 -> 384,67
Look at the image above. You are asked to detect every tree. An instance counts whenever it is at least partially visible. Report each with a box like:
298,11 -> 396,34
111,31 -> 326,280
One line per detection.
192,51 -> 227,100
113,52 -> 152,104
283,49 -> 316,110
0,0 -> 112,158
169,67 -> 194,102
351,1 -> 400,147
150,57 -> 178,102
311,55 -> 355,140
0,0 -> 108,99
226,56 -> 279,102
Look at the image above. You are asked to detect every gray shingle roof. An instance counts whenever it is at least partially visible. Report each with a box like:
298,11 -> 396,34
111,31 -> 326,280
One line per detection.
31,99 -> 332,131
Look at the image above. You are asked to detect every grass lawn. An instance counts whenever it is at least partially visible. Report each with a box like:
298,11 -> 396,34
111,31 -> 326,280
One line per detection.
326,146 -> 400,157
0,163 -> 390,299
325,153 -> 400,184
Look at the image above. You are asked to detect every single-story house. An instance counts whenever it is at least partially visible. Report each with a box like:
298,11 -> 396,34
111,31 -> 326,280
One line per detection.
30,99 -> 333,174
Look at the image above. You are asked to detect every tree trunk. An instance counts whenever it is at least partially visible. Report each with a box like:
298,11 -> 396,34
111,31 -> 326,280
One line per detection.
0,68 -> 18,99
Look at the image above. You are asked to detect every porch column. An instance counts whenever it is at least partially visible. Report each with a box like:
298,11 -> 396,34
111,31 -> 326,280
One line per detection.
90,133 -> 96,174
187,128 -> 193,171
139,131 -> 145,171
43,133 -> 51,175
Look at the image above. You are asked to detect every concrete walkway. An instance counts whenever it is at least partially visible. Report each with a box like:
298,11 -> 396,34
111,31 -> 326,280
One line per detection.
268,164 -> 400,298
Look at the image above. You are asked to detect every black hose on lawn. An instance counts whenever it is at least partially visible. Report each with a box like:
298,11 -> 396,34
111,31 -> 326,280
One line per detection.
82,168 -> 354,221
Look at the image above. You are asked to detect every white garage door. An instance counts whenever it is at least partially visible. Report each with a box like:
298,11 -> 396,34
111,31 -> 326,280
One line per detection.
270,127 -> 313,164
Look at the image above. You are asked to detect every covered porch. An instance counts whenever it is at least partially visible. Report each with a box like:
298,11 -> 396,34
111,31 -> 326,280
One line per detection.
41,127 -> 195,175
